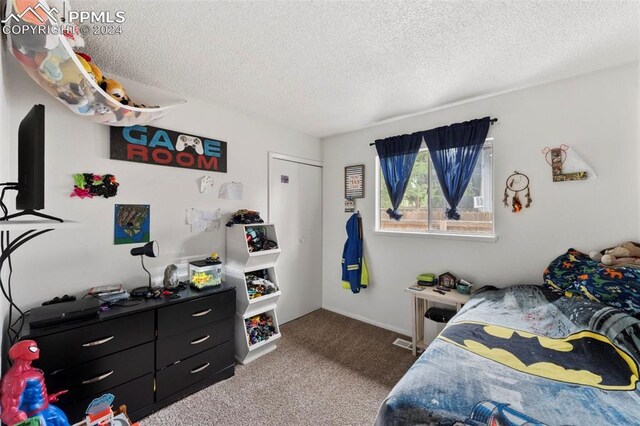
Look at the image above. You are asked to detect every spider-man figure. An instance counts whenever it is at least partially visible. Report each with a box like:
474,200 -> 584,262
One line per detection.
0,340 -> 69,426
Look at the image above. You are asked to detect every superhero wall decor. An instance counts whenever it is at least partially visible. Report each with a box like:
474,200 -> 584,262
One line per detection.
110,125 -> 228,173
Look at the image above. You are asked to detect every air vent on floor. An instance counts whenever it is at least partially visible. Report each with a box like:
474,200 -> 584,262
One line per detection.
392,338 -> 413,351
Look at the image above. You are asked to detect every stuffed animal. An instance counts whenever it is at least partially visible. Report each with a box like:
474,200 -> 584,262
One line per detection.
76,53 -> 103,84
591,242 -> 640,267
101,78 -> 129,104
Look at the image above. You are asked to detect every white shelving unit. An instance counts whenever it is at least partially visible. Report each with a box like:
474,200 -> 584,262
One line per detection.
227,223 -> 282,364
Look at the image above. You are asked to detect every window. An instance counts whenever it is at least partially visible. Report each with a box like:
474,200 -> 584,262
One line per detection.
375,143 -> 494,236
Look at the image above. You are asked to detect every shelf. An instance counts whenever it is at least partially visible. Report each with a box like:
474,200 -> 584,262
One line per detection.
5,0 -> 185,126
0,220 -> 81,232
248,248 -> 282,257
248,290 -> 281,305
248,332 -> 281,351
228,223 -> 282,364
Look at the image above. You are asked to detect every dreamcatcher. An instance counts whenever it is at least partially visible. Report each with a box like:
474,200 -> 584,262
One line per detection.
503,171 -> 532,213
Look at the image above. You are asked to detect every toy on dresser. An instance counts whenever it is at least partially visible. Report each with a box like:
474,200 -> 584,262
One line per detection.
0,341 -> 69,426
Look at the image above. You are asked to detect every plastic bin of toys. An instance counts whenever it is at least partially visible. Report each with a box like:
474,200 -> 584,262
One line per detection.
244,309 -> 281,349
5,0 -> 185,126
245,269 -> 279,301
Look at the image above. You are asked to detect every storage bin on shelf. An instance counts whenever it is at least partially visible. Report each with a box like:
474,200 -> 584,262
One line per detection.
4,0 -> 185,126
226,223 -> 281,271
245,310 -> 280,347
234,308 -> 281,364
226,266 -> 281,316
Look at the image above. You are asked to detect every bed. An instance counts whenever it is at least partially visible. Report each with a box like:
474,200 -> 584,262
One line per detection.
376,284 -> 640,425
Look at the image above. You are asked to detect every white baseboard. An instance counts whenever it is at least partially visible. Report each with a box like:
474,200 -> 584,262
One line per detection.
322,305 -> 410,336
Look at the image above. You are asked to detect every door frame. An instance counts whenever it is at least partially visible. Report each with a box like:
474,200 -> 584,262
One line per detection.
267,152 -> 323,223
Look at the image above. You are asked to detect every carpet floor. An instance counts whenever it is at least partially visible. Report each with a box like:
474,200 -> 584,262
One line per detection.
143,309 -> 415,425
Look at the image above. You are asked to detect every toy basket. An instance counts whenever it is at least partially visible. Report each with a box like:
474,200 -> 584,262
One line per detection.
4,0 -> 185,126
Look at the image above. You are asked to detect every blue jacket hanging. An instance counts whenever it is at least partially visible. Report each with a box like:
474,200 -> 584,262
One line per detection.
341,213 -> 368,293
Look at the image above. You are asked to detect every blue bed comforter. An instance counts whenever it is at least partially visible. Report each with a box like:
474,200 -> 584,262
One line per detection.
376,285 -> 640,426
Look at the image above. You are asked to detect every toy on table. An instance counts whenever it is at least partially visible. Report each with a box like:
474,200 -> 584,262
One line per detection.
590,242 -> 640,268
0,340 -> 69,426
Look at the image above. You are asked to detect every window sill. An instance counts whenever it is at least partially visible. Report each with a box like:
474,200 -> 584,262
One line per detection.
373,229 -> 498,243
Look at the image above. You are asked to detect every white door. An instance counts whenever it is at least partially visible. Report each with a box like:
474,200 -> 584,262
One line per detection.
269,155 -> 322,324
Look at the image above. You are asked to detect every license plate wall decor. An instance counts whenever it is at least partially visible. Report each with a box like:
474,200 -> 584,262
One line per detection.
110,125 -> 228,173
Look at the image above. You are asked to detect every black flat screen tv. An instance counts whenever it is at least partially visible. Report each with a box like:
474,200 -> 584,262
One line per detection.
16,104 -> 45,211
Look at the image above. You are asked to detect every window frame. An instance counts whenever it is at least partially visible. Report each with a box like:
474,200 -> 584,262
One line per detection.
374,139 -> 497,242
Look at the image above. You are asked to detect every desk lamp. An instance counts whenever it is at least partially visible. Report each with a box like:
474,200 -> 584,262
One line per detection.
130,241 -> 161,298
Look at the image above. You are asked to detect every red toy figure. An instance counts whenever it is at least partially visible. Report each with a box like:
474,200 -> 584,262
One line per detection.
0,340 -> 69,426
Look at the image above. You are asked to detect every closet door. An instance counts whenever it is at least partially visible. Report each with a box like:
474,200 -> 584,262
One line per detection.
297,163 -> 322,317
269,156 -> 322,324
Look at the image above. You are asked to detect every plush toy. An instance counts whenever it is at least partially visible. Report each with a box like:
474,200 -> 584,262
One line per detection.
591,242 -> 640,267
76,53 -> 103,84
100,78 -> 129,104
100,78 -> 152,109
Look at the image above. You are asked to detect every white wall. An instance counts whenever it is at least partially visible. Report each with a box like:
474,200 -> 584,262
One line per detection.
2,57 -> 321,309
322,63 -> 639,335
1,40 -> 11,358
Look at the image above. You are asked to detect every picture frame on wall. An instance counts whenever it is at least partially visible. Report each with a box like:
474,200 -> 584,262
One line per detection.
345,164 -> 365,199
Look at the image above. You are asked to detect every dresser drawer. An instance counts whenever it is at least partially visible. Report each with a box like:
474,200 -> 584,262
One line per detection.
157,289 -> 235,338
157,316 -> 234,369
33,310 -> 155,372
56,373 -> 154,424
156,340 -> 234,400
46,342 -> 154,397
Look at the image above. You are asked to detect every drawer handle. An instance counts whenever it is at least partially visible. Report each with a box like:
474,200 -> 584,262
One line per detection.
190,362 -> 210,374
82,336 -> 115,347
191,335 -> 210,345
192,308 -> 212,317
82,370 -> 114,385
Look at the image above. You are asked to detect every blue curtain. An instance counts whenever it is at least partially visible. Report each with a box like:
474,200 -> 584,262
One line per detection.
375,133 -> 423,221
422,117 -> 491,220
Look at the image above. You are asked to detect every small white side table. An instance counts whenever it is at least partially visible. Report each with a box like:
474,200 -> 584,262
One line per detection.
405,286 -> 470,356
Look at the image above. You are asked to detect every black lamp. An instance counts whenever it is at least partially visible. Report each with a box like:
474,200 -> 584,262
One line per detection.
130,240 -> 161,298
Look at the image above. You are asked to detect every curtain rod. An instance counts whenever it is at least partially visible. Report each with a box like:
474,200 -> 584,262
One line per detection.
368,117 -> 498,146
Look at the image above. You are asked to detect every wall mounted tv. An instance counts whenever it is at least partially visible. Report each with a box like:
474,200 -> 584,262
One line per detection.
2,104 -> 62,222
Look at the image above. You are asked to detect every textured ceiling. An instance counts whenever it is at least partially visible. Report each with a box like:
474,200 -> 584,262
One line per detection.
79,0 -> 640,137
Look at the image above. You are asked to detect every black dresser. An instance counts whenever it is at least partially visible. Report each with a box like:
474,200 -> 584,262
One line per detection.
19,284 -> 236,423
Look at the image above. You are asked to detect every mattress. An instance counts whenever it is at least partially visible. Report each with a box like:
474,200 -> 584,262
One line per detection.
376,285 -> 640,426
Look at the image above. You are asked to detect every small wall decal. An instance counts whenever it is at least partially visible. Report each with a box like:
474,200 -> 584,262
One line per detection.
344,198 -> 355,213
503,171 -> 532,213
70,173 -> 119,199
542,145 -> 596,182
114,204 -> 150,245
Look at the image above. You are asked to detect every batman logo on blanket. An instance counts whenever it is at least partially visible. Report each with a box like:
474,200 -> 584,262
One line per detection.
438,321 -> 639,391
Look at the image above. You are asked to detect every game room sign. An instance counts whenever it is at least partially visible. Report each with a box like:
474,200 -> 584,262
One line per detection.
110,125 -> 228,173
